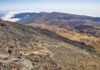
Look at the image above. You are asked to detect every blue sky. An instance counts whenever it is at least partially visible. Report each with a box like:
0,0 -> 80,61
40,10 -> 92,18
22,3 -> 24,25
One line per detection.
0,0 -> 100,17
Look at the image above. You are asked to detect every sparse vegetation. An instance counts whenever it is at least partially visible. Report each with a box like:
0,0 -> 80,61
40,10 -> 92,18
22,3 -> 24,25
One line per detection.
0,20 -> 100,70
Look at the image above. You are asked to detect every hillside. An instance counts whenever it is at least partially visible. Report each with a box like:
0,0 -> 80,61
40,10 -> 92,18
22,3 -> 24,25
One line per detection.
0,20 -> 100,70
29,23 -> 100,57
0,20 -> 61,70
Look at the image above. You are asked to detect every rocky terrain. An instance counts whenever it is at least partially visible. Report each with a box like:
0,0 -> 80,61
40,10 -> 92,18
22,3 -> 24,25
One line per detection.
0,20 -> 61,70
0,12 -> 100,70
0,19 -> 100,70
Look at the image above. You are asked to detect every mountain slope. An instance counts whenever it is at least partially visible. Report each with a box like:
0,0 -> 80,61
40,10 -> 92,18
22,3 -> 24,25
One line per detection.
0,20 -> 61,70
0,20 -> 100,70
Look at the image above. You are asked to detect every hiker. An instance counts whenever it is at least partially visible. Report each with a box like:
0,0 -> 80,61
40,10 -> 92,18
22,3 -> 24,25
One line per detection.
7,46 -> 14,58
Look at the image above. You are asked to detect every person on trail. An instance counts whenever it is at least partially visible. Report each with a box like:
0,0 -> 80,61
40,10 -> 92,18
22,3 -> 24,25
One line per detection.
8,46 -> 14,58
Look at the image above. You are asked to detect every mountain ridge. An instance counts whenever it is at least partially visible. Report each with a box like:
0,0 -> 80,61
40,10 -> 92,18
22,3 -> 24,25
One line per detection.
2,12 -> 100,23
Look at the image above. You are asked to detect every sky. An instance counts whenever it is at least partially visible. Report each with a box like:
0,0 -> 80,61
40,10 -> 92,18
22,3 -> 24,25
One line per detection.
0,0 -> 100,17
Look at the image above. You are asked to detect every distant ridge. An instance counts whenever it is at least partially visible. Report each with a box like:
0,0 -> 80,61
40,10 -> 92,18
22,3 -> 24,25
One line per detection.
2,12 -> 100,24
